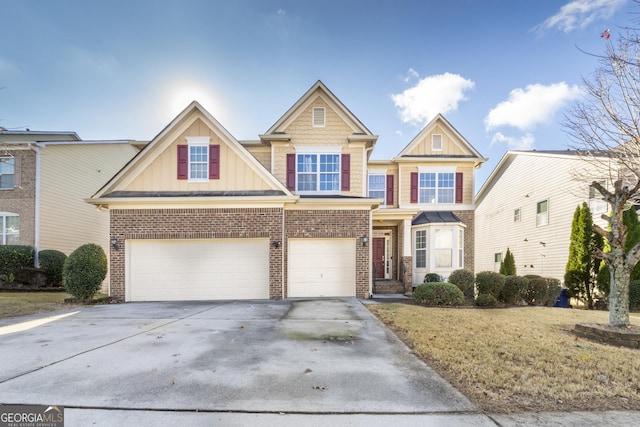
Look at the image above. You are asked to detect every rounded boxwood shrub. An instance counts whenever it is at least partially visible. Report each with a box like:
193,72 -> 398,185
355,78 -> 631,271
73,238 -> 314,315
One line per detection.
475,271 -> 505,299
63,243 -> 107,300
448,269 -> 475,299
475,293 -> 498,307
412,282 -> 465,306
500,275 -> 529,305
523,277 -> 548,306
38,249 -> 67,287
423,272 -> 442,283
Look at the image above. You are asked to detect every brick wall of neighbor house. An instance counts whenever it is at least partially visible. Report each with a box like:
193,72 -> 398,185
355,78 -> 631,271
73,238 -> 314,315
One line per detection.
109,208 -> 284,301
453,210 -> 475,273
284,209 -> 370,298
0,150 -> 36,246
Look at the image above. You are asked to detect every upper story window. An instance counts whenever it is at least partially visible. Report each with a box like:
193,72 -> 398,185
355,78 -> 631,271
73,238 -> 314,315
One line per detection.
536,200 -> 549,227
589,180 -> 608,214
514,208 -> 521,222
0,157 -> 15,190
1,212 -> 19,245
189,139 -> 209,181
368,174 -> 386,204
177,137 -> 220,181
431,134 -> 443,151
312,107 -> 325,127
419,172 -> 454,204
297,153 -> 340,192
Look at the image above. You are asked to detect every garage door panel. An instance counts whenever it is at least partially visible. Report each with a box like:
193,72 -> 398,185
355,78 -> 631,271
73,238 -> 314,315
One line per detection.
288,239 -> 356,298
127,239 -> 269,301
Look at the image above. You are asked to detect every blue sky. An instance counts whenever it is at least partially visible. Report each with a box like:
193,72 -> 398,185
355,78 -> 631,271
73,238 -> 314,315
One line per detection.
0,0 -> 633,191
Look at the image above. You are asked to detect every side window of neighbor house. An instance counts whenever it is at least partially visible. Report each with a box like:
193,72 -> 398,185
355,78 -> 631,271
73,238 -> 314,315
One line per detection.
494,252 -> 502,272
1,213 -> 19,245
536,200 -> 549,227
0,157 -> 15,189
415,230 -> 427,269
514,208 -> 521,222
589,180 -> 608,214
368,174 -> 385,204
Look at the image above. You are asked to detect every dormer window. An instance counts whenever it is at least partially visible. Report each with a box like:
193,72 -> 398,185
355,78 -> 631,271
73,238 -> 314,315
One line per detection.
313,107 -> 326,127
432,134 -> 443,151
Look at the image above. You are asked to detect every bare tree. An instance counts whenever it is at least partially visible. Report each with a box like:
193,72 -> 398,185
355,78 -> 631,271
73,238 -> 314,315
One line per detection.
565,27 -> 640,327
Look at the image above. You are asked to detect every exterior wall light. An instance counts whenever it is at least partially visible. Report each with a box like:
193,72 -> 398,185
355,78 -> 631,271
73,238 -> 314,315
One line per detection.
271,241 -> 281,248
361,235 -> 368,247
110,236 -> 120,251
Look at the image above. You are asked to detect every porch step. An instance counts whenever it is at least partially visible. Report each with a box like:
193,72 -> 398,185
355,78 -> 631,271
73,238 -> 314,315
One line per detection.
373,280 -> 405,294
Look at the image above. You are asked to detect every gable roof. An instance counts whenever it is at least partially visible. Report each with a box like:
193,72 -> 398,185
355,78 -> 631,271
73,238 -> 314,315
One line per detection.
395,113 -> 486,161
91,101 -> 292,201
261,80 -> 377,138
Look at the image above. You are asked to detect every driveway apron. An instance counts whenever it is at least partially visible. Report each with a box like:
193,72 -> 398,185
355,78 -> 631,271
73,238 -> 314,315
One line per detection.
0,298 -> 475,414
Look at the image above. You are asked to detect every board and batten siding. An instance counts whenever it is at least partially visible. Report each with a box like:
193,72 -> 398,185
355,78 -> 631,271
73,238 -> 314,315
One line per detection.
475,154 -> 609,281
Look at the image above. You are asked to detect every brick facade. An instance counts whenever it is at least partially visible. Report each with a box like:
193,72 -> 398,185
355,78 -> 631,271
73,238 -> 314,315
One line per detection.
452,210 -> 475,273
0,150 -> 36,246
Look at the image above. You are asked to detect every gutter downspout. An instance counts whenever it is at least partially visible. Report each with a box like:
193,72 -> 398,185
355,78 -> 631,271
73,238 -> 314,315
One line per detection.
30,143 -> 43,266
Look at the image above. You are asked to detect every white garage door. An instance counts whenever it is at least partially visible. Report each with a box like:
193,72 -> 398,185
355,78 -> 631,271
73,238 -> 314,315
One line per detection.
126,239 -> 269,301
288,239 -> 356,298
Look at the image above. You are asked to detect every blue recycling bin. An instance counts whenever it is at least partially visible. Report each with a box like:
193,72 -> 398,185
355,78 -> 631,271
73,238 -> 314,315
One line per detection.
554,288 -> 570,308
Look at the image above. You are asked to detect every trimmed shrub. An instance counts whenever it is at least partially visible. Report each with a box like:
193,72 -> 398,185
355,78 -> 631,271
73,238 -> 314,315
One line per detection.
412,282 -> 465,306
0,245 -> 35,279
423,273 -> 442,283
475,293 -> 498,307
500,275 -> 529,305
38,250 -> 67,287
544,278 -> 562,307
63,244 -> 108,300
475,271 -> 505,299
523,277 -> 548,306
448,269 -> 475,299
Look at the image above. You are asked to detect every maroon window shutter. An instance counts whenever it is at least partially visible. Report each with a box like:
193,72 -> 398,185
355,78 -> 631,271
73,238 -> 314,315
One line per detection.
177,145 -> 188,180
341,154 -> 350,191
455,172 -> 463,203
209,145 -> 220,179
13,156 -> 21,187
386,174 -> 394,205
410,172 -> 418,203
286,153 -> 296,190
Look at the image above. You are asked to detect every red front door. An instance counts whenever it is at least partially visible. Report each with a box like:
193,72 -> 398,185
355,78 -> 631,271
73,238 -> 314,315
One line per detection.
373,238 -> 385,279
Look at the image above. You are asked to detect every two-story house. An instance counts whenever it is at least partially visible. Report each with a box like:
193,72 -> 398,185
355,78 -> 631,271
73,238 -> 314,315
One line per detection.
475,150 -> 610,281
0,129 -> 142,290
89,81 -> 485,301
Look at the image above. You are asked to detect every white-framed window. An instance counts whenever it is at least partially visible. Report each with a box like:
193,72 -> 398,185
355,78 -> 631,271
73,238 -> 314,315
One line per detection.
434,228 -> 454,268
368,174 -> 386,204
432,134 -> 443,151
419,172 -> 455,203
187,136 -> 210,182
1,212 -> 19,245
589,180 -> 608,214
514,208 -> 521,222
494,252 -> 502,272
0,157 -> 15,190
297,153 -> 340,192
536,200 -> 549,227
458,229 -> 464,268
312,107 -> 325,127
415,229 -> 427,269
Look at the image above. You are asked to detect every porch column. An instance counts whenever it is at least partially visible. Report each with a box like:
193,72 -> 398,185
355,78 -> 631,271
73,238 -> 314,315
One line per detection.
401,218 -> 413,291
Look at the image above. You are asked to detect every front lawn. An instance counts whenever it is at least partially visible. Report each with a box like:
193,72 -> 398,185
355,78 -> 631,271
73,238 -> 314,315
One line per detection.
0,292 -> 85,318
368,303 -> 640,413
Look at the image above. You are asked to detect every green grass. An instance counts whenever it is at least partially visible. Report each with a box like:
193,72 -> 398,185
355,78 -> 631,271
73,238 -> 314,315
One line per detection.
0,291 -> 107,319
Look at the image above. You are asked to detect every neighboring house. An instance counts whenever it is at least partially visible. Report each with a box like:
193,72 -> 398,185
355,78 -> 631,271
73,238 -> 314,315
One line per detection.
475,150 -> 610,281
0,128 -> 143,280
89,81 -> 486,301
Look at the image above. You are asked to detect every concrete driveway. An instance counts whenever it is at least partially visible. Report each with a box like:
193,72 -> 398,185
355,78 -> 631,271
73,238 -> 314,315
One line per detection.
0,298 -> 492,425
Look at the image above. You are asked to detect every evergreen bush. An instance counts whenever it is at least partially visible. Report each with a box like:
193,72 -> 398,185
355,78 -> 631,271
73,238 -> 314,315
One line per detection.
500,275 -> 529,304
412,282 -> 465,306
475,293 -> 498,307
38,250 -> 67,287
0,245 -> 35,279
423,273 -> 442,283
475,271 -> 505,299
63,244 -> 107,300
448,269 -> 475,299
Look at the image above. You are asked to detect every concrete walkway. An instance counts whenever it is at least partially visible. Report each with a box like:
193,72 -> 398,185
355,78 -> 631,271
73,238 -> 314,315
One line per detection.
1,298 -> 639,426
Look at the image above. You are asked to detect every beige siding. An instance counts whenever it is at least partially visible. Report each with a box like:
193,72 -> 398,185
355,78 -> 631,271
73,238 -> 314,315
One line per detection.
244,145 -> 271,171
475,154 -> 609,281
404,121 -> 471,156
126,118 -> 272,192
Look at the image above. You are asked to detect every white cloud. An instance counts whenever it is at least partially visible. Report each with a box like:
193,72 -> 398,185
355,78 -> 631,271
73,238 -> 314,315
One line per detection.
485,82 -> 582,131
491,132 -> 536,150
391,71 -> 475,126
535,0 -> 627,33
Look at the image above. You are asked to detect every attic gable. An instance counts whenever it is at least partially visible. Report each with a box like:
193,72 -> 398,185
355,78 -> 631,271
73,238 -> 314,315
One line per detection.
93,102 -> 290,199
397,113 -> 485,160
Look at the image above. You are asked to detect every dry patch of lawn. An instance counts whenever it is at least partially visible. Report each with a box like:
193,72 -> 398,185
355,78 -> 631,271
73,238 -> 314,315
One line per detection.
0,292 -> 80,318
369,303 -> 640,413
